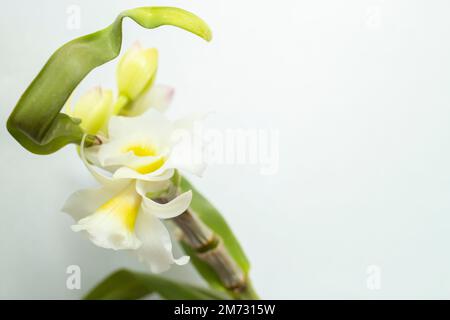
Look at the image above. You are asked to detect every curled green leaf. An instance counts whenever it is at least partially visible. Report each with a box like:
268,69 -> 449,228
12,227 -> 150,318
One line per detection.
7,6 -> 212,155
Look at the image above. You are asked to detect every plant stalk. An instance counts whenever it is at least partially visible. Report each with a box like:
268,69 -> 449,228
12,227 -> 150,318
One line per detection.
172,209 -> 258,300
157,191 -> 257,300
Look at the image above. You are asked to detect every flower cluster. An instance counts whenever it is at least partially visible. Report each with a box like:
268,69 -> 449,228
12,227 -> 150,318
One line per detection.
62,43 -> 204,273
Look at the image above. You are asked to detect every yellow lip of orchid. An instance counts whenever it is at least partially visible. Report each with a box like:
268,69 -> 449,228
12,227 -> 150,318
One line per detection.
121,141 -> 166,174
123,142 -> 157,157
95,182 -> 142,232
71,181 -> 142,250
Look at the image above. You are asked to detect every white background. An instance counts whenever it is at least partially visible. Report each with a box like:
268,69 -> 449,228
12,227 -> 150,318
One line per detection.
1,0 -> 450,299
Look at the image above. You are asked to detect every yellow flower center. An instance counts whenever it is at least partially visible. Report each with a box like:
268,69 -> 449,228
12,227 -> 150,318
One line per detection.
134,157 -> 165,174
123,144 -> 157,157
122,142 -> 165,174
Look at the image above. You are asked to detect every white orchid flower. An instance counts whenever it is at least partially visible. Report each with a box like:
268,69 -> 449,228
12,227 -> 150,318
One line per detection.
87,108 -> 206,182
62,109 -> 206,272
63,172 -> 191,273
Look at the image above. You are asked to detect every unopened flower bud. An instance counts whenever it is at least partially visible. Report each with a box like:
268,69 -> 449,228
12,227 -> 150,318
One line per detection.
67,87 -> 113,135
116,43 -> 158,102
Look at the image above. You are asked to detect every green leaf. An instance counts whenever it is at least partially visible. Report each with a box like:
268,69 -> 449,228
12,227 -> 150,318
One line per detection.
84,269 -> 227,300
7,6 -> 212,155
178,176 -> 250,289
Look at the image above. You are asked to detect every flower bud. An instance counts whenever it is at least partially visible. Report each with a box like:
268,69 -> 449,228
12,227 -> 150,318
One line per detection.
116,43 -> 158,101
67,87 -> 113,135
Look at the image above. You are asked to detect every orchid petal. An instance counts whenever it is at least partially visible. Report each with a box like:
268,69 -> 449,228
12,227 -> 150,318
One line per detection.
61,181 -> 130,221
113,166 -> 175,181
142,191 -> 192,220
121,84 -> 175,116
136,180 -> 192,219
135,208 -> 189,273
67,182 -> 142,250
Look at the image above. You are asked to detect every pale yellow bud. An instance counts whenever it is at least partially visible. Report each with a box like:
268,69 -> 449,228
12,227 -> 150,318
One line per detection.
116,43 -> 158,102
67,87 -> 113,135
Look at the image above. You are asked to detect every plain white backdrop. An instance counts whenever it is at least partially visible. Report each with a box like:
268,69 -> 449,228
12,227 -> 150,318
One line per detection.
2,0 -> 450,299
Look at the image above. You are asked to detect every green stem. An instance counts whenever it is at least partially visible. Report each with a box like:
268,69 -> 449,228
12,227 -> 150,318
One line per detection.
113,95 -> 129,114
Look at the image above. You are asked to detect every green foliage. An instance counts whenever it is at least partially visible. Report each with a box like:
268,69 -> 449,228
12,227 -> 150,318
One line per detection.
85,269 -> 227,300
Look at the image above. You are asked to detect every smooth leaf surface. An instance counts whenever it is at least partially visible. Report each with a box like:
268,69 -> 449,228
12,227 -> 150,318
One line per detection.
178,176 -> 250,289
85,269 -> 227,300
7,6 -> 211,154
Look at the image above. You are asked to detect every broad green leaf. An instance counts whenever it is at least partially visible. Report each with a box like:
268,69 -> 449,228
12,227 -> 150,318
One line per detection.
7,6 -> 211,155
85,269 -> 227,300
178,176 -> 250,290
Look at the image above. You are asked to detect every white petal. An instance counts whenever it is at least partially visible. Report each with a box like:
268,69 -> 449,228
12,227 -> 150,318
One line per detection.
147,84 -> 175,113
69,182 -> 142,250
140,190 -> 192,220
84,145 -> 102,166
122,84 -> 175,116
165,142 -> 207,177
96,138 -> 133,167
164,113 -> 209,177
108,109 -> 173,142
62,179 -> 131,221
80,135 -> 125,186
113,166 -> 175,181
62,187 -> 114,222
96,134 -> 164,167
135,180 -> 172,197
135,208 -> 189,273
72,214 -> 141,250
